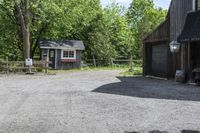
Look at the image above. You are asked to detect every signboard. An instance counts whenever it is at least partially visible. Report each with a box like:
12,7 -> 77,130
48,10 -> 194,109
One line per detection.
26,58 -> 33,66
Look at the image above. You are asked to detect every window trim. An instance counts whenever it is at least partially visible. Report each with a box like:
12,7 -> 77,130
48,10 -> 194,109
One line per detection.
61,50 -> 76,59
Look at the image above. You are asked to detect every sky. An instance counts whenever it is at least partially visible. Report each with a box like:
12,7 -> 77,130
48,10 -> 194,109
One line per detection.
101,0 -> 171,9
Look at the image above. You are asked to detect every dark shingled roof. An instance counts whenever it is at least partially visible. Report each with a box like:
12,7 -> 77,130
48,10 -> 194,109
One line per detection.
178,11 -> 200,43
39,40 -> 85,50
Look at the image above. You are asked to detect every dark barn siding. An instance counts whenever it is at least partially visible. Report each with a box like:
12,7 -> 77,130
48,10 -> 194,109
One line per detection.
143,0 -> 195,78
143,18 -> 170,78
170,0 -> 193,41
151,44 -> 168,77
170,0 -> 193,75
144,19 -> 170,43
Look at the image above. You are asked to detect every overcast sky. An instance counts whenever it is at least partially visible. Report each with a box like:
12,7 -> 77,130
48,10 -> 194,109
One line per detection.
101,0 -> 171,9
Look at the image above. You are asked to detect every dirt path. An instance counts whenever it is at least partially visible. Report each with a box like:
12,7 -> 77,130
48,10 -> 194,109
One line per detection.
0,70 -> 200,133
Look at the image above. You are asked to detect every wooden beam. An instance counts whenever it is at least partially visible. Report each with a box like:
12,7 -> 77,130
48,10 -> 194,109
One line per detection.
143,38 -> 169,43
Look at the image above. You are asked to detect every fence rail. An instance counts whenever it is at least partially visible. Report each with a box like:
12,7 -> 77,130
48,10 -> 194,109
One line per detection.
83,58 -> 141,75
84,58 -> 142,69
0,59 -> 49,74
0,57 -> 142,74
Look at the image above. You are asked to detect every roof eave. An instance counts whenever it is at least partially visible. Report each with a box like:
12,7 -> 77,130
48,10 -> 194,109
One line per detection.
40,46 -> 85,50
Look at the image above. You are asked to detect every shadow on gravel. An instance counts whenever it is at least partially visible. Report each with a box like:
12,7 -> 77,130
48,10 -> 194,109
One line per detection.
93,77 -> 200,101
125,130 -> 200,133
125,130 -> 168,133
181,130 -> 200,133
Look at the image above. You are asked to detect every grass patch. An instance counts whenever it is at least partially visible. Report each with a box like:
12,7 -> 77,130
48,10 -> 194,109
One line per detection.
47,65 -> 131,74
119,67 -> 142,77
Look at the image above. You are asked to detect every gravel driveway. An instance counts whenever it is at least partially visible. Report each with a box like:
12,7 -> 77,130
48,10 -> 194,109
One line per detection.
0,70 -> 200,133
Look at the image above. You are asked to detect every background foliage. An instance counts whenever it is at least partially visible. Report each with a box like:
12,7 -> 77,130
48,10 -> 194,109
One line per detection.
0,0 -> 167,61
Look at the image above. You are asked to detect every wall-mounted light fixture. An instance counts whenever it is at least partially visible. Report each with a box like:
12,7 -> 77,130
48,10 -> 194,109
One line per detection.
169,41 -> 181,53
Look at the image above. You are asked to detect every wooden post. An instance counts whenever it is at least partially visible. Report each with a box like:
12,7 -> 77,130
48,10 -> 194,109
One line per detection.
93,55 -> 96,68
143,43 -> 146,76
188,43 -> 192,82
45,57 -> 48,74
110,58 -> 114,67
129,55 -> 133,72
6,57 -> 9,74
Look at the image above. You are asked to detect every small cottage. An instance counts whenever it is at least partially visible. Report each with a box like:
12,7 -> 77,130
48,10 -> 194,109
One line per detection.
143,0 -> 200,84
39,40 -> 85,70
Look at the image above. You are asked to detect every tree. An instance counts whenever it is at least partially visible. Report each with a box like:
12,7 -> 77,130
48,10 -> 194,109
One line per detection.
14,0 -> 30,60
0,0 -> 163,62
80,13 -> 117,61
0,0 -> 101,60
103,3 -> 134,59
0,6 -> 20,60
127,0 -> 167,58
81,2 -> 134,61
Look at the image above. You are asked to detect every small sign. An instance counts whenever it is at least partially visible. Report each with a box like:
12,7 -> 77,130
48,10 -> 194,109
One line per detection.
26,58 -> 33,66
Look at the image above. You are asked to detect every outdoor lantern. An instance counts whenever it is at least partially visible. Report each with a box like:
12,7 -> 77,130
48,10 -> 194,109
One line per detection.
169,41 -> 181,53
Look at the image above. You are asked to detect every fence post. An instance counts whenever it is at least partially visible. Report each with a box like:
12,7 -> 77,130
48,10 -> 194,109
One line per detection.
110,58 -> 114,67
129,55 -> 133,72
93,55 -> 96,68
45,57 -> 48,74
6,57 -> 9,74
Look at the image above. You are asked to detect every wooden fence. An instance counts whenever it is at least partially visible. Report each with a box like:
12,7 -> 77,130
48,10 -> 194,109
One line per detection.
0,58 -> 49,74
0,57 -> 142,74
84,58 -> 142,69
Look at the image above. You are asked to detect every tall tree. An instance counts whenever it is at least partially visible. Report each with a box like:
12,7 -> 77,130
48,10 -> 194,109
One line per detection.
0,0 -> 101,60
103,3 -> 134,59
127,0 -> 167,58
14,0 -> 30,59
81,13 -> 117,61
81,2 -> 134,60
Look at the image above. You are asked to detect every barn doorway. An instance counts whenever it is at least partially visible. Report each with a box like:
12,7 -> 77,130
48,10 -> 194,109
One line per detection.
151,44 -> 168,77
190,42 -> 200,71
189,42 -> 200,83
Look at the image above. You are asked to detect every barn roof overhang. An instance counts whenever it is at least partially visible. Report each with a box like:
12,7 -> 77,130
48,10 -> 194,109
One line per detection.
178,10 -> 200,43
143,18 -> 170,44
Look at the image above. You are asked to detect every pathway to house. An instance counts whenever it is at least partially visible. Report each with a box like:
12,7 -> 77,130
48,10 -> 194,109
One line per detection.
0,70 -> 200,133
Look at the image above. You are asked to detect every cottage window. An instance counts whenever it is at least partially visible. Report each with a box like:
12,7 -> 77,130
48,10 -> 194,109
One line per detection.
197,0 -> 200,10
62,50 -> 76,59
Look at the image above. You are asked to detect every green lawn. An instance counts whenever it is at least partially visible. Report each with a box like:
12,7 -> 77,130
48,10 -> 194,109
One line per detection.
47,65 -> 143,77
119,67 -> 142,77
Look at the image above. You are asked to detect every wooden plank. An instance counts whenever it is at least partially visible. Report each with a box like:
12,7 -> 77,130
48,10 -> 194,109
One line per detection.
0,60 -> 51,74
143,38 -> 169,43
170,0 -> 193,41
144,18 -> 169,43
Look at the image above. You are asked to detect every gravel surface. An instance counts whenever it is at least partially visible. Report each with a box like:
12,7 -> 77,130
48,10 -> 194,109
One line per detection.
0,70 -> 200,133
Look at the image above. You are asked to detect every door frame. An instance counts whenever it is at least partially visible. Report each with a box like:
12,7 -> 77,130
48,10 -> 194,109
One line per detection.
151,43 -> 168,78
49,49 -> 56,69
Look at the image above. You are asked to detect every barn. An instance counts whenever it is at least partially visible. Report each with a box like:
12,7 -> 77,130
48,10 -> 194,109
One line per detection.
143,0 -> 200,83
39,40 -> 85,70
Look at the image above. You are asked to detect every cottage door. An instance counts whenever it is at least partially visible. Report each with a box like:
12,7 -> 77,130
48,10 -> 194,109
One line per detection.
49,49 -> 56,69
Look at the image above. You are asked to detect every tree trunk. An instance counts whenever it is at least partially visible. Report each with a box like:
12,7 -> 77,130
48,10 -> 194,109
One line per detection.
14,0 -> 32,73
23,30 -> 30,59
14,0 -> 30,60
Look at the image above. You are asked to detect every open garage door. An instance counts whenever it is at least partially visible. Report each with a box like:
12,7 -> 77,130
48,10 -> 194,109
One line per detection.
151,44 -> 168,77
